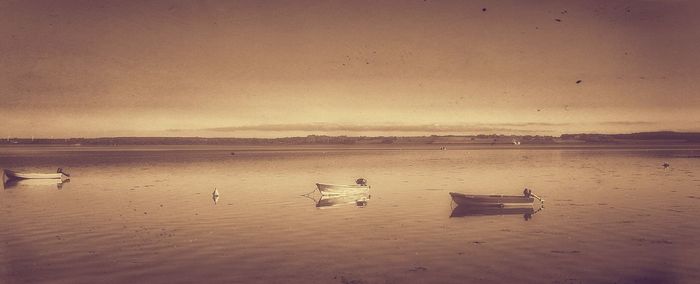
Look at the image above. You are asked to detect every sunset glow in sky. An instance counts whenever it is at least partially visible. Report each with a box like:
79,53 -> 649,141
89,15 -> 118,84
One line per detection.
1,0 -> 699,138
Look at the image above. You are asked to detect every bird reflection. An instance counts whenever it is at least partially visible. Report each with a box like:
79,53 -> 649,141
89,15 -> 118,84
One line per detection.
450,205 -> 543,220
212,188 -> 220,205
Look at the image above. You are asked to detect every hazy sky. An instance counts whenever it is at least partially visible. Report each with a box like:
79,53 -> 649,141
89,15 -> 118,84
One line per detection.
1,0 -> 699,138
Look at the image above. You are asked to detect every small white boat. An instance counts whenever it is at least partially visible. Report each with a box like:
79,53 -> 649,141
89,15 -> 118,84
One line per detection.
449,189 -> 543,207
3,169 -> 69,180
316,183 -> 369,195
450,192 -> 533,207
316,178 -> 370,195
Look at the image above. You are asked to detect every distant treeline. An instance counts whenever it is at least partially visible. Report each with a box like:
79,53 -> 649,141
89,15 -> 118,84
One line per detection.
0,135 -> 547,145
1,132 -> 699,145
560,131 -> 700,143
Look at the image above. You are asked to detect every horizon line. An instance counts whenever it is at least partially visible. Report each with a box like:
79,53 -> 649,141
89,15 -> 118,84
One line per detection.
4,130 -> 698,140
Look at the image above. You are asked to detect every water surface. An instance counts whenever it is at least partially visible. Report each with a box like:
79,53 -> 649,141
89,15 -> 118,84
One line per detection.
1,145 -> 699,283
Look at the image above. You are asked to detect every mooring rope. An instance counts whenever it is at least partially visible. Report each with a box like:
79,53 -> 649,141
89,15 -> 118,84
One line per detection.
300,188 -> 318,197
530,193 -> 545,204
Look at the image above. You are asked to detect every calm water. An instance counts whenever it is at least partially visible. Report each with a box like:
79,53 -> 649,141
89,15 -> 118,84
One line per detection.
1,145 -> 700,284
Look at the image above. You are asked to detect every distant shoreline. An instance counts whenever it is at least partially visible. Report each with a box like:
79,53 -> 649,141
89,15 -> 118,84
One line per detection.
2,131 -> 699,146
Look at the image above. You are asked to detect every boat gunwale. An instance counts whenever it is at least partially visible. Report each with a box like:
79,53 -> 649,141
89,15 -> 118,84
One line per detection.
449,192 -> 530,199
316,183 -> 369,188
449,192 -> 535,206
316,183 -> 370,196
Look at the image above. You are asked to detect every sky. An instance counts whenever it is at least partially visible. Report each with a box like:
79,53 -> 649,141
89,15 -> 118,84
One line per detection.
1,0 -> 699,138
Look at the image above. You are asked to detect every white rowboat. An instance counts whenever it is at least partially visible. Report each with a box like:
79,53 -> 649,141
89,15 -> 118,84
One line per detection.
3,169 -> 69,180
316,183 -> 370,195
450,206 -> 535,217
449,192 -> 535,207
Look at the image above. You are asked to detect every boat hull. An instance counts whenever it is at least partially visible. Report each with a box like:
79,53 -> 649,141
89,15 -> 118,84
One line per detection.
3,169 -> 67,180
449,192 -> 533,207
3,178 -> 69,190
450,205 -> 535,217
316,183 -> 370,195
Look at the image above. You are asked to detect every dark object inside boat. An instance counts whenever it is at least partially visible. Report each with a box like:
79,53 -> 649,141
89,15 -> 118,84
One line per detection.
57,168 -> 70,177
355,178 -> 368,186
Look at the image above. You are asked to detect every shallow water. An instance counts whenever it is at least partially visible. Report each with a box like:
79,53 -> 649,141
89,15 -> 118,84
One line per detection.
1,145 -> 700,283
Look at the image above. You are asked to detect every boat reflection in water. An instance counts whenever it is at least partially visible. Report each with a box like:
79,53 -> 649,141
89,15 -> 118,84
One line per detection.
3,178 -> 70,190
450,205 -> 543,220
314,193 -> 370,209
